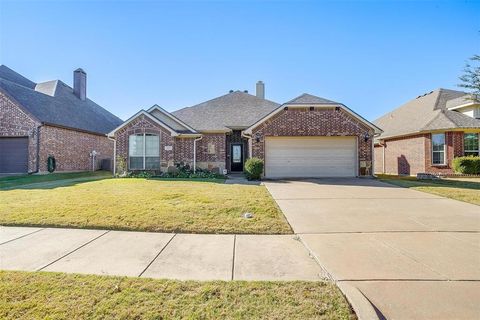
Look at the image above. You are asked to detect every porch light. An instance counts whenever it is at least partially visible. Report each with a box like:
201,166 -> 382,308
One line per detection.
364,132 -> 370,142
255,133 -> 261,143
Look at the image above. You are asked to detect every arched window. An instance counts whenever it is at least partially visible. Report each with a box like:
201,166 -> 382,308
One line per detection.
129,133 -> 160,170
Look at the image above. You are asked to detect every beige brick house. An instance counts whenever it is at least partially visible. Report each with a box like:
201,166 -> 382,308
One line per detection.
109,82 -> 382,178
0,65 -> 122,174
374,88 -> 480,175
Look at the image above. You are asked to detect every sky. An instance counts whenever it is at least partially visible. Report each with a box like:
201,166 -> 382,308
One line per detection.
0,0 -> 479,121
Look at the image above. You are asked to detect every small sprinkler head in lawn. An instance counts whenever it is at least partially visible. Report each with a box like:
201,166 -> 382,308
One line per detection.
243,212 -> 253,219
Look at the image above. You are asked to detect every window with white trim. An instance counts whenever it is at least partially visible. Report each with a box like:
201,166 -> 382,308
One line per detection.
464,133 -> 479,157
432,133 -> 446,165
129,133 -> 160,170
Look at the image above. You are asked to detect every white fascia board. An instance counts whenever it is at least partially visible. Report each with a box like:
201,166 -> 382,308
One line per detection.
147,104 -> 198,133
108,110 -> 179,137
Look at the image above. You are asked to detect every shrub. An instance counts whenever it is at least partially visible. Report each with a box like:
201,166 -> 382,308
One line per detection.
244,157 -> 264,180
452,156 -> 480,174
159,162 -> 225,179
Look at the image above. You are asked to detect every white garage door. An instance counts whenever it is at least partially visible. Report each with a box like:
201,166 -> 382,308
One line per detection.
265,136 -> 357,178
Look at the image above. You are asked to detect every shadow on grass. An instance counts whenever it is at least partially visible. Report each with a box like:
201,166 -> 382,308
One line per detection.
379,176 -> 480,191
0,174 -> 227,191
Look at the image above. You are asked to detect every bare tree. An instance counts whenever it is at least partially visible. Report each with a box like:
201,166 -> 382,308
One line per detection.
459,54 -> 480,95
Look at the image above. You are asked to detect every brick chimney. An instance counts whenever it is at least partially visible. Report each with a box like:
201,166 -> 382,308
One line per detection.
73,68 -> 86,101
256,81 -> 265,99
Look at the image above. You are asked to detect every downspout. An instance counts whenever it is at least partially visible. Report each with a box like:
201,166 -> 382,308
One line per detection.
193,136 -> 203,173
241,131 -> 252,159
107,136 -> 116,176
34,124 -> 42,173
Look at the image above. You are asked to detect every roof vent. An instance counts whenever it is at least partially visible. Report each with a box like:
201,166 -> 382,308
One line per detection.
244,90 -> 248,93
229,90 -> 234,93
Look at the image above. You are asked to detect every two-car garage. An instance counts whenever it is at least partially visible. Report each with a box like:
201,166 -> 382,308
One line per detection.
264,136 -> 357,179
0,137 -> 29,174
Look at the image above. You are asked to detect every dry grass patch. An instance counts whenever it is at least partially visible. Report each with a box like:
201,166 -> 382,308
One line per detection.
377,174 -> 480,205
0,178 -> 291,234
0,271 -> 355,320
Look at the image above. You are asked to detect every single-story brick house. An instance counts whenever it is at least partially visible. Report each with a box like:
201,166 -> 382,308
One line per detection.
109,82 -> 382,178
374,88 -> 480,175
0,65 -> 123,174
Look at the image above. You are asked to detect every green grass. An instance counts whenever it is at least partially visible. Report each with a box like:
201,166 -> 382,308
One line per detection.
0,171 -> 112,189
0,178 -> 291,234
0,271 -> 355,320
377,174 -> 480,205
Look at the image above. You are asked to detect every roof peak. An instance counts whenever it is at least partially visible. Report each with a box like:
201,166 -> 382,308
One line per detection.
285,93 -> 340,105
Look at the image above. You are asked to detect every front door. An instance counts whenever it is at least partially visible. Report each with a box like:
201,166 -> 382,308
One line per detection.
231,144 -> 243,171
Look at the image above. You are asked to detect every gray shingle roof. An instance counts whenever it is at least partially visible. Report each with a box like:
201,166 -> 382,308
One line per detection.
172,91 -> 280,131
284,93 -> 339,105
0,65 -> 123,135
374,88 -> 480,139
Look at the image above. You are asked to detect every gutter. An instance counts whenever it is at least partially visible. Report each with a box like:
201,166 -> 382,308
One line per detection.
193,135 -> 203,173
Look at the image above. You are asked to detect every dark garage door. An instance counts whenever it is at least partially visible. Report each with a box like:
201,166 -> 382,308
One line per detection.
0,137 -> 29,173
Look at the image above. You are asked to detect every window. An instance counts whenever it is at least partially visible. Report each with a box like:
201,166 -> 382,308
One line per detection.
129,133 -> 160,170
207,143 -> 216,155
464,133 -> 479,156
432,133 -> 446,165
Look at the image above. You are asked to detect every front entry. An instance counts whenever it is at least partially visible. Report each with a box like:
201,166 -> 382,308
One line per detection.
231,144 -> 243,171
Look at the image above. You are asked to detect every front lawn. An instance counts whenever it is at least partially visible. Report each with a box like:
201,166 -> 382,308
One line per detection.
0,178 -> 291,234
377,174 -> 480,205
0,271 -> 355,319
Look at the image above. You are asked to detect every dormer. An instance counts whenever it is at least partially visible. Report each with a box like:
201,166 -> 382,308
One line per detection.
446,94 -> 480,119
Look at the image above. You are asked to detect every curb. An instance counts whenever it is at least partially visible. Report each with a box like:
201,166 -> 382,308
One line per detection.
337,282 -> 382,320
298,236 -> 381,320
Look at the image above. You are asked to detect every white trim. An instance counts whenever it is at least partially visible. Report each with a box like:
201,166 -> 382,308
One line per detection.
108,110 -> 179,137
431,132 -> 446,165
128,133 -> 161,170
147,105 -> 198,133
463,132 -> 480,156
243,103 -> 383,135
447,102 -> 480,111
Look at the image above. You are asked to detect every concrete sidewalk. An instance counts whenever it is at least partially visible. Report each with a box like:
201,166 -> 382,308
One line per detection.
0,226 -> 322,281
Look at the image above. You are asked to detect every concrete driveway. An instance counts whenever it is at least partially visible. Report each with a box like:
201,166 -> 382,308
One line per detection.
264,178 -> 480,320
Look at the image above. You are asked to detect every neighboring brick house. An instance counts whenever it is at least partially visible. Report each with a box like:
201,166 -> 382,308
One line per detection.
109,82 -> 381,178
374,88 -> 480,175
0,65 -> 122,174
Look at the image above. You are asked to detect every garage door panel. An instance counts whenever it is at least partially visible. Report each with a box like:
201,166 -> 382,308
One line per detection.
0,137 -> 29,173
265,137 -> 356,178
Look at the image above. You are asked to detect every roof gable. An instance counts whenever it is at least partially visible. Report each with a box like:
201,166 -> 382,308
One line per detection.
245,93 -> 382,134
147,105 -> 197,133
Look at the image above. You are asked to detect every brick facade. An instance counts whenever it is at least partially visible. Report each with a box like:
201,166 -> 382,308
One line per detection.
39,125 -> 113,172
0,91 -> 39,172
1,91 -> 113,173
115,114 -> 175,172
375,134 -> 426,175
424,131 -> 464,174
251,107 -> 375,176
375,131 -> 468,175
